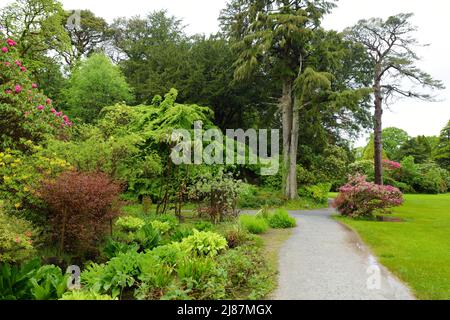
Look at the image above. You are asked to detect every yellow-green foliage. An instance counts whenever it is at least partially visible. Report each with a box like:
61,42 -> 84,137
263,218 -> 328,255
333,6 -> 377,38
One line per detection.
0,207 -> 36,263
0,144 -> 71,215
60,290 -> 116,300
150,220 -> 171,234
115,216 -> 145,232
180,230 -> 228,257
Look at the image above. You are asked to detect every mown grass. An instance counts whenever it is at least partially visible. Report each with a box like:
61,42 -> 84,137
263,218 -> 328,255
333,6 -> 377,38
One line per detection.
335,193 -> 450,300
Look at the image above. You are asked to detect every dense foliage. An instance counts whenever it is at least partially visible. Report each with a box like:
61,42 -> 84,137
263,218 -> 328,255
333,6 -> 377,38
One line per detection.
0,0 -> 449,301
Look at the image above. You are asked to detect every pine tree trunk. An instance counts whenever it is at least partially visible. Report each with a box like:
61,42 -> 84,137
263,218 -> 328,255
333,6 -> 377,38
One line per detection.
281,79 -> 294,198
288,98 -> 300,199
374,72 -> 384,185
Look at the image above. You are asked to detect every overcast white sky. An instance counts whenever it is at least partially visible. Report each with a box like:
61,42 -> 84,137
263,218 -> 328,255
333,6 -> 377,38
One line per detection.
1,0 -> 449,146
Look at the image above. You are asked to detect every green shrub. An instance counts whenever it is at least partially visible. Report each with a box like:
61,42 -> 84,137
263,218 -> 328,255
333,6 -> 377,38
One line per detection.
239,215 -> 269,234
194,221 -> 214,232
268,209 -> 297,229
399,157 -> 449,194
116,216 -> 145,232
180,230 -> 228,257
217,245 -> 274,299
238,184 -> 284,209
298,183 -> 331,204
60,290 -> 116,300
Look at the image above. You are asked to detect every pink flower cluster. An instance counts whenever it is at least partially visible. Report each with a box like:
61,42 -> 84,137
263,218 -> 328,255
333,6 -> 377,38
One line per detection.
2,38 -> 73,129
383,160 -> 402,170
1,38 -> 17,53
333,175 -> 404,218
36,103 -> 73,127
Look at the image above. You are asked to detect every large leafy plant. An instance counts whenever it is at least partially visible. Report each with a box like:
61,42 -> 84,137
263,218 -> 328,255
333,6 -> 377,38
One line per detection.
180,230 -> 228,257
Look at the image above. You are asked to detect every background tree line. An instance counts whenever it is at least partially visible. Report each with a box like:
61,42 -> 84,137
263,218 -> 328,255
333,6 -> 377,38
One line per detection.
1,0 -> 448,199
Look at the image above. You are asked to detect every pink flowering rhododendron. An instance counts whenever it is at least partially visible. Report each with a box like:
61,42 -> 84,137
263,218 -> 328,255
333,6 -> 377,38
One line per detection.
1,47 -> 8,53
1,38 -> 74,150
383,159 -> 401,170
333,175 -> 404,218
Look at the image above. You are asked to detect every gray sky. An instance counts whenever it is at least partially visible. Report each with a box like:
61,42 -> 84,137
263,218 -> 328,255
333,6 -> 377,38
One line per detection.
1,0 -> 449,146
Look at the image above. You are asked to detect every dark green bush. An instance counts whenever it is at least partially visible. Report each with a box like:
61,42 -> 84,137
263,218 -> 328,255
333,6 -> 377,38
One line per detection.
238,184 -> 284,209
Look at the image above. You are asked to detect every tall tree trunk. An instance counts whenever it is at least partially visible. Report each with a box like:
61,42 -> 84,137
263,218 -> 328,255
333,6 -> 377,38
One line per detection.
288,98 -> 300,199
373,69 -> 384,185
281,79 -> 294,198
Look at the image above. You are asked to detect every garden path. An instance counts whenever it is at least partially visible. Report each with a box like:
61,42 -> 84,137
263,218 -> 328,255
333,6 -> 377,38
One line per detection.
244,204 -> 415,300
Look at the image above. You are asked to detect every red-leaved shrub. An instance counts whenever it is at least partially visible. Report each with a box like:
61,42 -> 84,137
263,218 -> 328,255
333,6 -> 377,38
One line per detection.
333,175 -> 404,218
40,171 -> 122,256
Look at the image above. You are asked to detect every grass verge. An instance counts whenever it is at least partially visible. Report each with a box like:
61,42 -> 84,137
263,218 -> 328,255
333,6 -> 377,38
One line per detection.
335,193 -> 450,300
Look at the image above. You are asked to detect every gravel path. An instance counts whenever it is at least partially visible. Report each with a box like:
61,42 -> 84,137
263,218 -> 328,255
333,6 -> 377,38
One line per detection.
264,206 -> 415,300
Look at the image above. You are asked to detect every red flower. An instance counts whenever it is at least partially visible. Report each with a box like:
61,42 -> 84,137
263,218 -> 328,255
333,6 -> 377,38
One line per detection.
1,47 -> 8,53
15,60 -> 21,66
15,85 -> 22,93
32,83 -> 38,89
46,98 -> 52,105
20,66 -> 26,72
37,105 -> 44,111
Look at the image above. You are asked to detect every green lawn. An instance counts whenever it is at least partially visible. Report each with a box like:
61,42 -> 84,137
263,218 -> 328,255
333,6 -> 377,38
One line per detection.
335,193 -> 450,300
